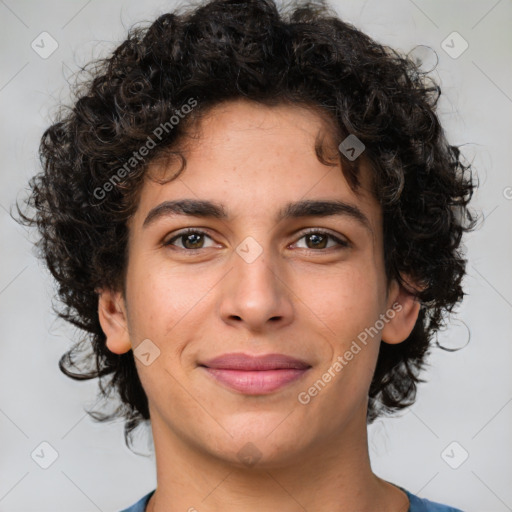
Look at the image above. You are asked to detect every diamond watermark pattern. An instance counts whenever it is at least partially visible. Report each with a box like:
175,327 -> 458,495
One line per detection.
236,236 -> 263,264
441,32 -> 468,59
31,441 -> 59,469
237,442 -> 262,467
441,441 -> 469,469
31,32 -> 59,59
338,134 -> 365,161
133,338 -> 161,366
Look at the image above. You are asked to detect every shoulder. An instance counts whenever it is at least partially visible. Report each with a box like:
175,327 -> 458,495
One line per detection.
119,489 -> 156,512
403,488 -> 465,512
117,487 -> 464,512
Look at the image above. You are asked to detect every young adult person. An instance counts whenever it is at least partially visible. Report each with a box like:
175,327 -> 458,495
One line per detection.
18,1 -> 475,510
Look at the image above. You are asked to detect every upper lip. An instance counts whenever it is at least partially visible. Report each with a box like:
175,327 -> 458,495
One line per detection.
200,353 -> 311,370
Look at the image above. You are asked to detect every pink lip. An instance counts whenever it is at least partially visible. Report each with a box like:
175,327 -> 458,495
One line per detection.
200,353 -> 311,394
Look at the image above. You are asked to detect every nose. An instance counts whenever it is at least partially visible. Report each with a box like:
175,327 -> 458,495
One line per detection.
218,245 -> 294,332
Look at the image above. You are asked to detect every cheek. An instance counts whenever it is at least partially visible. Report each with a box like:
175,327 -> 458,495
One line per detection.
299,263 -> 384,343
126,256 -> 211,336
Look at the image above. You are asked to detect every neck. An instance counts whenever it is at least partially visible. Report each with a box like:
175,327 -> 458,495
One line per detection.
145,404 -> 409,512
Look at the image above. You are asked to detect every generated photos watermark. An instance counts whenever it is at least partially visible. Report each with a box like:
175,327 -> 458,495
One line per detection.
297,301 -> 403,405
92,97 -> 198,205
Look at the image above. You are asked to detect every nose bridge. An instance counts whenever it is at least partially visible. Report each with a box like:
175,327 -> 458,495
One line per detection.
219,236 -> 293,329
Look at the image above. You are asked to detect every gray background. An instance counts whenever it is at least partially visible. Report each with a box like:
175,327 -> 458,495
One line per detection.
1,0 -> 511,511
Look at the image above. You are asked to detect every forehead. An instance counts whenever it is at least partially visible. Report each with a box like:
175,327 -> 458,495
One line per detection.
132,99 -> 380,232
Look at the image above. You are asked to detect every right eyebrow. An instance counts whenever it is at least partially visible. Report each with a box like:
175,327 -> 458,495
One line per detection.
143,199 -> 228,229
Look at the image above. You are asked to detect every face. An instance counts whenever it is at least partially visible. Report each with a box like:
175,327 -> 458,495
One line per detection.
100,99 -> 419,468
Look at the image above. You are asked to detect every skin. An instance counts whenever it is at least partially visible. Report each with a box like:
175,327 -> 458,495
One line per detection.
98,99 -> 421,512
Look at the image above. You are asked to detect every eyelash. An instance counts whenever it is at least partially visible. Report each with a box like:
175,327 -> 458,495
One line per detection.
163,228 -> 350,253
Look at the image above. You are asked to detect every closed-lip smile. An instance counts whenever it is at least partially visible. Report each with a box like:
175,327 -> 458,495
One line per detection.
199,352 -> 311,394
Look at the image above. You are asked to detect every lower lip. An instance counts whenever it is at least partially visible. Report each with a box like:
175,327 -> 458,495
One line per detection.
202,367 -> 310,394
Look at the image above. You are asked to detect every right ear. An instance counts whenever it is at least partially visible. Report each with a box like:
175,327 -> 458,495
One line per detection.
96,287 -> 132,354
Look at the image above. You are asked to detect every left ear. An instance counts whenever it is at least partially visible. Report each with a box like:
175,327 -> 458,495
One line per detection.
381,276 -> 422,345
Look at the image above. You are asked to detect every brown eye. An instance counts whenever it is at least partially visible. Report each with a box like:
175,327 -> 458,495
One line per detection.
305,233 -> 328,249
164,230 -> 215,250
180,232 -> 205,249
293,230 -> 350,251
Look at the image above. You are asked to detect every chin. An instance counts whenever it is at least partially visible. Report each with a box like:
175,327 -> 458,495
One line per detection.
206,424 -> 311,470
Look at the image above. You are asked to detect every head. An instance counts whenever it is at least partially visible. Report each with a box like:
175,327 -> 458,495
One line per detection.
18,0 -> 475,455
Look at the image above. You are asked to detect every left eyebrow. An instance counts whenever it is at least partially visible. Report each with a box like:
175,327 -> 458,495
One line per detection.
277,199 -> 372,233
142,198 -> 372,234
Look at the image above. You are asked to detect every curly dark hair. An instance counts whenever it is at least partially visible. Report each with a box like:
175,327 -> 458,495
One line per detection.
17,0 -> 476,449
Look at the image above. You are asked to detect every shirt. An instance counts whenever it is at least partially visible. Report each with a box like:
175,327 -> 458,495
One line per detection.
119,488 -> 464,512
